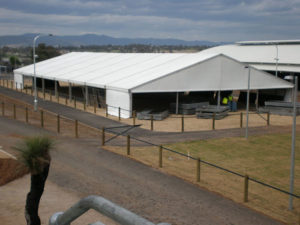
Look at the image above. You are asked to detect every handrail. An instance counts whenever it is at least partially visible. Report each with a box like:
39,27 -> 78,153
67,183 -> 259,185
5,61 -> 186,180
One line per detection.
49,195 -> 171,225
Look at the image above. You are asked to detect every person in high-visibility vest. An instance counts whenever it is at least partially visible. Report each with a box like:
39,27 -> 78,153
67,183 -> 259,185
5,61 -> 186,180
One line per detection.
222,97 -> 228,105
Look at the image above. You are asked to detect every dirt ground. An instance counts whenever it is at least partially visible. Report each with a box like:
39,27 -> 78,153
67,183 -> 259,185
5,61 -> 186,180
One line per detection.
0,175 -> 119,225
0,117 -> 284,225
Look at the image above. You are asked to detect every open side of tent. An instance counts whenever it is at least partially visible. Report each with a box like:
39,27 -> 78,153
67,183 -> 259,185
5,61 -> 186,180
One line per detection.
105,54 -> 293,118
14,52 -> 293,118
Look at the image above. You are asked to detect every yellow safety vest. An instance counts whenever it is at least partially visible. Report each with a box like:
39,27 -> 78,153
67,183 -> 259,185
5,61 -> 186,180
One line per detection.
228,95 -> 233,101
222,97 -> 228,104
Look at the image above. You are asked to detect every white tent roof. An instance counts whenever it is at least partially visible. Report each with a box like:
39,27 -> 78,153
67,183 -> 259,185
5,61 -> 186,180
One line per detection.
14,52 -> 293,93
201,43 -> 300,73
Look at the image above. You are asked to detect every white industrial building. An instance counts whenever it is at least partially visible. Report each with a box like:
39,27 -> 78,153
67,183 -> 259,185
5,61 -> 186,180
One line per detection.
201,40 -> 300,75
14,47 -> 294,118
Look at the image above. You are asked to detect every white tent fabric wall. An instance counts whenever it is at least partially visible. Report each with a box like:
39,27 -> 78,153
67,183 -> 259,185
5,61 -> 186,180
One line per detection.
132,55 -> 293,93
106,89 -> 132,118
14,73 -> 23,89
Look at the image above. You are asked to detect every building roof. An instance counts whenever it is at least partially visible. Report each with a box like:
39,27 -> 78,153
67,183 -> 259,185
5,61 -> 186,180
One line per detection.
14,52 -> 293,93
201,43 -> 300,73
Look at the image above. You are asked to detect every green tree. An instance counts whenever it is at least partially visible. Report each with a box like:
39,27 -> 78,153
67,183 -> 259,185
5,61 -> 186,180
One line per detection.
9,55 -> 21,69
15,136 -> 54,225
34,43 -> 60,62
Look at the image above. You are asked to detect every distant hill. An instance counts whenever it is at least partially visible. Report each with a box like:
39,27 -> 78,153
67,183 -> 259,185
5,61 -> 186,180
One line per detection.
0,33 -> 228,47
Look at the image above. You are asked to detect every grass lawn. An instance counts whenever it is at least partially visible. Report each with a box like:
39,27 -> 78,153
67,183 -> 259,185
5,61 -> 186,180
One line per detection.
167,133 -> 300,193
105,133 -> 300,225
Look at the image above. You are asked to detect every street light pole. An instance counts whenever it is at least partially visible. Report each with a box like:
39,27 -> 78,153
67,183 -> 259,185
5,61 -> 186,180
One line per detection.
245,66 -> 250,139
33,34 -> 53,111
289,76 -> 298,210
275,44 -> 279,78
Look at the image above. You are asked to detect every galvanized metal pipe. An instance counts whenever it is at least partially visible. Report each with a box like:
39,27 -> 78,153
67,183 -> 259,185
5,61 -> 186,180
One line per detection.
49,195 -> 170,225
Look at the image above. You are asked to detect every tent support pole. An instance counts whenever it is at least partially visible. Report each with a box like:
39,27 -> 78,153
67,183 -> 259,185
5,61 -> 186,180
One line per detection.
245,67 -> 250,139
69,82 -> 72,102
85,85 -> 89,106
55,81 -> 58,99
42,78 -> 45,95
176,92 -> 179,114
217,91 -> 221,109
256,90 -> 259,110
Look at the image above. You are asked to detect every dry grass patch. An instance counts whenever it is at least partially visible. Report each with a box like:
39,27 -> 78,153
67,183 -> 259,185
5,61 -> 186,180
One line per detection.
104,133 -> 300,225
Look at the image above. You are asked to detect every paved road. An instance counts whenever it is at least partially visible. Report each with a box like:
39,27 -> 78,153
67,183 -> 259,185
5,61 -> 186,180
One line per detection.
0,117 -> 283,225
0,86 -> 293,146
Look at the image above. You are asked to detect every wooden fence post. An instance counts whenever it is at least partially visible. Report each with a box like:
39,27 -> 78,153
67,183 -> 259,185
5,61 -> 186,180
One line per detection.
244,174 -> 249,202
159,145 -> 163,168
65,96 -> 68,105
83,102 -> 86,111
212,113 -> 215,130
75,120 -> 78,138
127,135 -> 130,155
118,107 -> 121,121
151,115 -> 154,131
106,105 -> 108,117
267,112 -> 270,126
57,92 -> 60,103
240,112 -> 243,128
94,100 -> 96,113
25,107 -> 28,123
40,110 -> 44,128
181,115 -> 184,132
57,114 -> 60,133
13,104 -> 16,119
102,127 -> 105,146
132,110 -> 136,126
196,158 -> 201,182
1,102 -> 4,116
50,91 -> 52,101
74,97 -> 76,108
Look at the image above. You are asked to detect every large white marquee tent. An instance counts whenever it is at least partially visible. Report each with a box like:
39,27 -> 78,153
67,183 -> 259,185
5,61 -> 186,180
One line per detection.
14,51 -> 293,118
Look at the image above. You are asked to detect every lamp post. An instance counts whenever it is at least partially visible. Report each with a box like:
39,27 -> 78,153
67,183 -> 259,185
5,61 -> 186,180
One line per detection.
33,34 -> 53,111
275,44 -> 279,77
289,76 -> 298,210
245,66 -> 251,139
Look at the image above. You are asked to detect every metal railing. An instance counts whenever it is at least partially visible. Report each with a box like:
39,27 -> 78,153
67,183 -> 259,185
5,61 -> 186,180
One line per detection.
49,195 -> 170,225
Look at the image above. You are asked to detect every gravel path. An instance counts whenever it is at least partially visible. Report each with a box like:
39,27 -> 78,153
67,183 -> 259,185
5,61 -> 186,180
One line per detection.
0,117 -> 283,225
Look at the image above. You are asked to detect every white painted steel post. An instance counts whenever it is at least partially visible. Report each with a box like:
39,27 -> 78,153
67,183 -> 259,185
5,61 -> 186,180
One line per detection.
245,67 -> 250,139
275,44 -> 279,77
289,76 -> 298,210
217,91 -> 221,109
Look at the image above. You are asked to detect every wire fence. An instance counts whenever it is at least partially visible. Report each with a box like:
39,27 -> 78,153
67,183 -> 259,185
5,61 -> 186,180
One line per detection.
0,85 -> 299,223
0,79 -> 278,133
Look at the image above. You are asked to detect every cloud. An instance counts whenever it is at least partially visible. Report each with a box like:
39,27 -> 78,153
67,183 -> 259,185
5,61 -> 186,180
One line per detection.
0,0 -> 299,41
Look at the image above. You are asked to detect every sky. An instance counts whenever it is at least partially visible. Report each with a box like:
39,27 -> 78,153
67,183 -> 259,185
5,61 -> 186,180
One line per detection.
0,0 -> 299,42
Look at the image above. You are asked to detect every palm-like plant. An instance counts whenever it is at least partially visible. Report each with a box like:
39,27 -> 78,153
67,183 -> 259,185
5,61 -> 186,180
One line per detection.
15,136 -> 53,225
